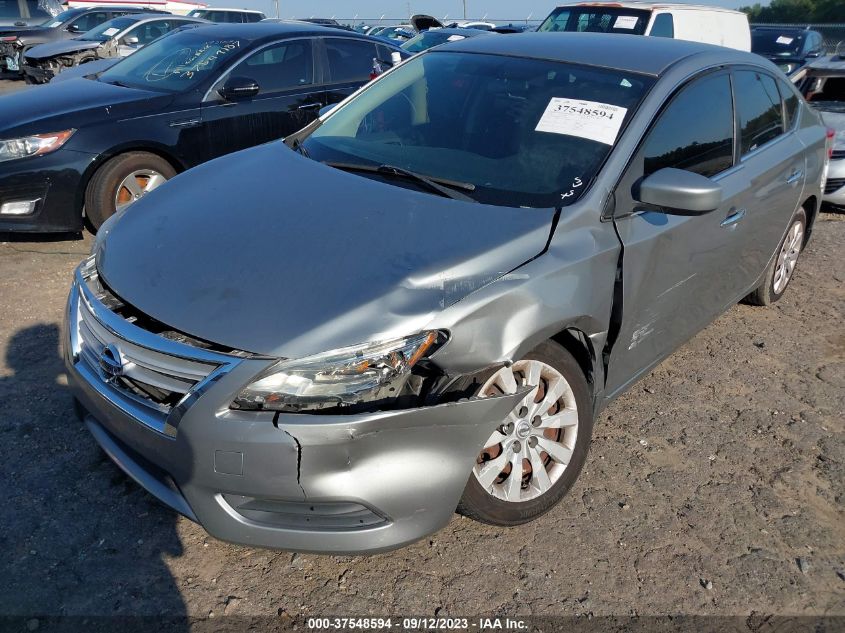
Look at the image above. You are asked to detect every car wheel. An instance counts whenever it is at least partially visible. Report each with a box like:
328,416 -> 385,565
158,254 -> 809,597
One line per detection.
745,207 -> 807,306
457,340 -> 594,526
85,152 -> 176,229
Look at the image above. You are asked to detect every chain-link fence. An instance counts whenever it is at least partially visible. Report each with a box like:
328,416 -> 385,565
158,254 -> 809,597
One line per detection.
751,23 -> 845,53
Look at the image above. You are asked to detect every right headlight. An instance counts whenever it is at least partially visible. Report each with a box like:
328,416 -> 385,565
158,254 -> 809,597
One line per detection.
231,331 -> 446,413
0,129 -> 75,163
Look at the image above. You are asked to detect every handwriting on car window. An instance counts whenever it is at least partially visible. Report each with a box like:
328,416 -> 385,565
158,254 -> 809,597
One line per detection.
143,40 -> 240,83
560,176 -> 583,201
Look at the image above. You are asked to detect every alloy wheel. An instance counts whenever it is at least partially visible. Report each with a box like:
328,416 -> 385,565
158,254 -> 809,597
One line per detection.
773,220 -> 804,295
114,169 -> 167,213
472,360 -> 579,503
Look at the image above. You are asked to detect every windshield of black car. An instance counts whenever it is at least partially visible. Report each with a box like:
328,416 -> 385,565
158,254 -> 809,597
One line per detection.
39,8 -> 80,27
80,17 -> 135,41
302,51 -> 653,207
752,30 -> 804,56
538,7 -> 650,35
403,30 -> 468,53
98,32 -> 248,93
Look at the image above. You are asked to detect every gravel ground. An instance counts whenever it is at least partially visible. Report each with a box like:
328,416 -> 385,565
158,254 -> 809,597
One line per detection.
0,72 -> 843,623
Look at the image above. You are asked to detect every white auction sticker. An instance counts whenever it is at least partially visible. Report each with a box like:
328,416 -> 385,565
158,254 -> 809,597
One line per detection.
614,15 -> 639,29
103,27 -> 120,36
535,97 -> 628,145
776,36 -> 794,45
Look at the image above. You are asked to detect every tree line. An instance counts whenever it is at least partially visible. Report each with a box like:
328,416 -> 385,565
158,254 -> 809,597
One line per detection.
738,0 -> 845,23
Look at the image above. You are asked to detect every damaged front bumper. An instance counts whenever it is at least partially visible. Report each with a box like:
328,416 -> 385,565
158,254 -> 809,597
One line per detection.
0,42 -> 21,73
21,61 -> 57,83
65,269 -> 523,554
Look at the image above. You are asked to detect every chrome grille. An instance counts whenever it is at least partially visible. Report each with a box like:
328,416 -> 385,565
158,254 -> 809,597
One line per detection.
69,262 -> 242,436
824,178 -> 845,194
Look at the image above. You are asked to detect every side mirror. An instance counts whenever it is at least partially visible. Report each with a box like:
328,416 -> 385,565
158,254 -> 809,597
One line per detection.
67,23 -> 82,33
219,76 -> 260,101
635,168 -> 722,215
124,36 -> 139,46
806,50 -> 820,58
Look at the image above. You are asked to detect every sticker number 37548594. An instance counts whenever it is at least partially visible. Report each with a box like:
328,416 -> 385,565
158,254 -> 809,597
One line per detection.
535,97 -> 628,146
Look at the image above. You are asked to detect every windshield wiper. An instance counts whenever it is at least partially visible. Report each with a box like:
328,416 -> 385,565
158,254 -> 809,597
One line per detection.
324,161 -> 477,202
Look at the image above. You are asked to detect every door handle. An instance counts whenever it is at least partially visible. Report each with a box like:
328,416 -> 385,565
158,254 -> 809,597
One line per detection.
721,207 -> 746,227
297,102 -> 322,110
786,170 -> 803,185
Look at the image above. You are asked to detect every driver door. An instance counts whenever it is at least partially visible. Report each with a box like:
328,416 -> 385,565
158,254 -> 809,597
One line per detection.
200,37 -> 321,161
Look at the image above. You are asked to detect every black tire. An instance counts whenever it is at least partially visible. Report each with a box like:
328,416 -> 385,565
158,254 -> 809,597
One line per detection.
84,152 -> 176,230
457,340 -> 594,526
744,207 -> 807,306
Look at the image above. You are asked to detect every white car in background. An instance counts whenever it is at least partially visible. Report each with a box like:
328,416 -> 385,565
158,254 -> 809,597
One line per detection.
538,2 -> 751,51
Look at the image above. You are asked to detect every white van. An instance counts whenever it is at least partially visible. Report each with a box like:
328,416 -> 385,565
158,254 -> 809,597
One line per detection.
537,2 -> 751,51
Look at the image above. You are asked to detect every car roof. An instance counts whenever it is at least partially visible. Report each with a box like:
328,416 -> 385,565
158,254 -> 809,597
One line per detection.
436,32 -> 759,76
550,1 -> 745,14
167,21 -> 379,41
117,13 -> 205,23
196,7 -> 264,12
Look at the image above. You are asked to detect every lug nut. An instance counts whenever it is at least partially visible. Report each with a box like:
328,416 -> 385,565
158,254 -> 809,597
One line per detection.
502,422 -> 514,435
532,415 -> 543,427
512,440 -> 522,453
518,406 -> 529,418
528,436 -> 538,448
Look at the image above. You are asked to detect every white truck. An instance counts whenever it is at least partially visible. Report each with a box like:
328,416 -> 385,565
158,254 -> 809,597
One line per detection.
538,2 -> 751,51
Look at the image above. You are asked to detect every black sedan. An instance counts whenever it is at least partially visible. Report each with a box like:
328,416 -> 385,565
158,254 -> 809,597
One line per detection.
0,5 -> 166,76
0,22 -> 408,232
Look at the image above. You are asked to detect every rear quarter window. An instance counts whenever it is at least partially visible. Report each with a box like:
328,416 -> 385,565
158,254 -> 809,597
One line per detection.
734,70 -> 784,155
325,38 -> 378,83
777,78 -> 800,129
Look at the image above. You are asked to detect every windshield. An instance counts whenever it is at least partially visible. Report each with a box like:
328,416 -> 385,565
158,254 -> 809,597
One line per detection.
99,31 -> 248,93
302,52 -> 653,207
538,7 -> 650,35
402,31 -> 469,53
752,30 -> 804,57
80,17 -> 134,41
39,8 -> 80,27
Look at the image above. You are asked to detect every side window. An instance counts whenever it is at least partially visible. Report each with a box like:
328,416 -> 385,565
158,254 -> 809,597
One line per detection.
777,78 -> 799,129
126,20 -> 171,46
325,38 -> 379,83
642,73 -> 734,178
25,0 -> 49,18
734,70 -> 784,155
650,13 -> 674,38
246,13 -> 262,23
71,11 -> 109,31
0,0 -> 21,19
237,39 -> 313,92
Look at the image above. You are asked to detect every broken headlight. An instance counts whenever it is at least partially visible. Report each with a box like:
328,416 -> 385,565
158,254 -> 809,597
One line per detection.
231,331 -> 446,412
0,129 -> 75,163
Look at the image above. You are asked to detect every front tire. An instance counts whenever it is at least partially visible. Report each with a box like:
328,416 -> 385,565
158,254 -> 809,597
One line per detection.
457,340 -> 594,526
85,152 -> 176,229
745,207 -> 806,306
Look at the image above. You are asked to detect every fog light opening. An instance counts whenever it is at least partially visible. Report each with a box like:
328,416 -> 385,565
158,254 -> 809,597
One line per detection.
0,198 -> 40,216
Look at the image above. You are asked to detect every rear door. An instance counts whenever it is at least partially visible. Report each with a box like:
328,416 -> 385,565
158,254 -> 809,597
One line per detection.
606,70 -> 753,395
200,37 -> 320,160
727,69 -> 805,285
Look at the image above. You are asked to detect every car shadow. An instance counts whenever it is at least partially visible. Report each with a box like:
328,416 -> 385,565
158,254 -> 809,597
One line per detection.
0,324 -> 188,624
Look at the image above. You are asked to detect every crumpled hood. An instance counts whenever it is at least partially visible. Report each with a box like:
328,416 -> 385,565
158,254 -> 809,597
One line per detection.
96,142 -> 556,359
25,38 -> 99,60
0,77 -> 171,136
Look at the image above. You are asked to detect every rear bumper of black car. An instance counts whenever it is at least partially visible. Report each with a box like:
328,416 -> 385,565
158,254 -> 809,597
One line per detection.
0,149 -> 97,232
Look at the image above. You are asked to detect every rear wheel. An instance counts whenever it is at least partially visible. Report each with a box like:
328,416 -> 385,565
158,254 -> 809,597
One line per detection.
745,208 -> 806,306
457,340 -> 593,526
85,152 -> 175,229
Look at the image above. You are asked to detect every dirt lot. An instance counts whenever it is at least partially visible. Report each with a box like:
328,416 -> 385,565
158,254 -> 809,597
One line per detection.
0,70 -> 842,623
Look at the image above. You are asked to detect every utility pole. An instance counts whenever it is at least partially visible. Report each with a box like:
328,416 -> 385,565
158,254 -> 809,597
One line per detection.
463,0 -> 467,19
274,0 -> 279,18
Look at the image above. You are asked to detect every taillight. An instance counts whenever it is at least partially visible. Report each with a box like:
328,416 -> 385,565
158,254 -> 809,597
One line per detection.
826,127 -> 836,159
0,36 -> 17,42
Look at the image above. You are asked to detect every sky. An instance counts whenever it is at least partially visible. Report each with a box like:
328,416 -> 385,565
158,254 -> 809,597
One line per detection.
205,0 -> 762,21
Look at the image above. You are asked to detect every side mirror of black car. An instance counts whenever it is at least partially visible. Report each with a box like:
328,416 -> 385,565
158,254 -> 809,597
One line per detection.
806,50 -> 821,58
219,76 -> 260,101
67,23 -> 82,33
635,167 -> 722,215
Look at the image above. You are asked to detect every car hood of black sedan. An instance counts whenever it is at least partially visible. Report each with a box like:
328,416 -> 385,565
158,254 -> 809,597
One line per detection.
96,142 -> 557,359
25,39 -> 99,59
0,77 -> 171,136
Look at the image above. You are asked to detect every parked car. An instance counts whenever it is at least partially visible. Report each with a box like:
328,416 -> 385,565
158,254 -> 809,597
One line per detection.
446,21 -> 497,31
368,25 -> 414,43
22,13 -> 207,83
66,33 -> 826,553
0,22 -> 408,232
186,7 -> 264,23
538,2 -> 751,51
402,26 -> 493,54
0,0 -> 62,28
297,18 -> 353,31
751,26 -> 825,77
0,5 -> 166,76
797,51 -> 845,209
